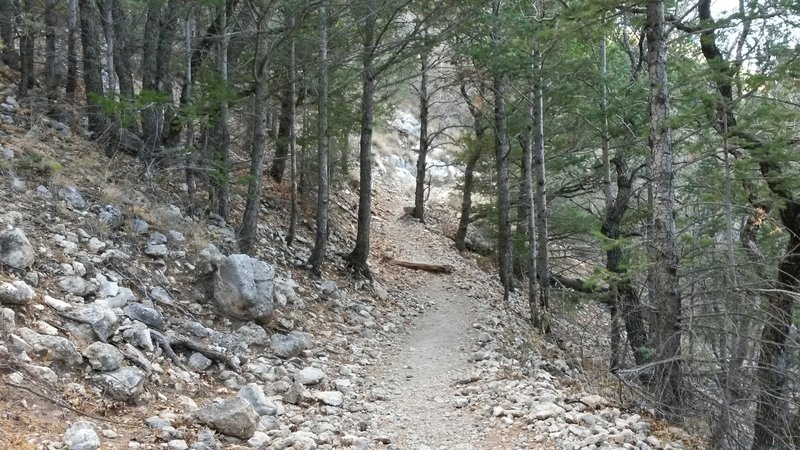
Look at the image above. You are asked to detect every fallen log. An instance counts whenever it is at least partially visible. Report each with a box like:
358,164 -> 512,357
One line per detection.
389,259 -> 454,274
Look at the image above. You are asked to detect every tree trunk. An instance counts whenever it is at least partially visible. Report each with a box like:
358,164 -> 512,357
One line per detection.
646,0 -> 683,421
102,0 -> 115,99
212,1 -> 229,219
270,79 -> 292,183
308,2 -> 330,275
111,0 -> 134,107
455,84 -> 485,252
66,0 -> 78,100
0,0 -> 18,68
532,39 -> 549,329
523,89 -> 540,327
412,49 -> 429,222
18,0 -> 34,97
79,0 -> 106,137
239,74 -> 267,255
345,1 -> 377,279
286,36 -> 298,247
44,0 -> 58,91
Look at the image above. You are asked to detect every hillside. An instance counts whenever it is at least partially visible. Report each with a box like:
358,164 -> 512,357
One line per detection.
0,83 -> 695,450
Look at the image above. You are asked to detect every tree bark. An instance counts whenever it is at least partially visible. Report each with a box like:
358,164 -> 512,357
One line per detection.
646,0 -> 683,421
308,1 -> 330,275
44,0 -> 58,91
102,0 -> 116,99
455,84 -> 486,252
66,0 -> 78,100
286,34 -> 298,247
18,0 -> 34,97
79,0 -> 106,137
412,49 -> 430,222
532,38 -> 550,331
212,1 -> 230,219
523,87 -> 540,328
270,82 -> 293,183
346,0 -> 377,279
110,0 -> 134,109
0,0 -> 18,68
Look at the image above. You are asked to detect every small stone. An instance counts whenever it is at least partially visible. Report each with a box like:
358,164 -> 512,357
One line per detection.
167,440 -> 189,450
194,397 -> 259,440
0,280 -> 35,305
93,367 -> 145,403
531,402 -> 565,420
149,286 -> 173,305
97,205 -> 123,227
73,303 -> 119,341
313,391 -> 343,407
0,227 -> 35,269
59,276 -> 90,296
25,364 -> 58,383
82,342 -> 124,372
64,421 -> 100,450
130,219 -> 149,234
58,186 -> 87,210
296,367 -> 326,385
237,383 -> 278,416
10,178 -> 27,193
124,303 -> 165,330
144,243 -> 168,258
36,185 -> 52,199
188,352 -> 213,371
87,238 -> 106,253
149,232 -> 168,245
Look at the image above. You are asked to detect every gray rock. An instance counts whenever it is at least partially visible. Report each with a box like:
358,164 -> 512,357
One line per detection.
150,232 -> 168,245
313,391 -> 343,407
270,333 -> 305,359
144,243 -> 169,258
73,303 -> 119,341
124,303 -> 165,330
296,367 -> 326,385
64,421 -> 100,450
18,327 -> 83,368
193,428 -> 219,450
531,402 -> 565,420
168,440 -> 189,450
97,204 -> 123,227
1,307 -> 15,334
0,280 -> 35,305
237,383 -> 278,416
34,185 -> 52,200
106,128 -> 143,157
197,244 -> 225,275
195,397 -> 259,440
0,228 -> 35,269
167,230 -> 186,247
234,323 -> 269,348
188,352 -> 213,371
95,286 -> 135,309
155,205 -> 183,224
130,218 -> 149,234
26,363 -> 58,383
212,254 -> 275,321
59,276 -> 91,296
93,367 -> 145,402
82,342 -> 124,371
58,186 -> 87,210
150,286 -> 173,305
319,280 -> 337,296
10,177 -> 27,193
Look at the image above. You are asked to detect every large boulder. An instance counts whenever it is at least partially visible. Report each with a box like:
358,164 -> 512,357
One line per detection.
213,254 -> 275,321
195,397 -> 259,440
0,228 -> 34,269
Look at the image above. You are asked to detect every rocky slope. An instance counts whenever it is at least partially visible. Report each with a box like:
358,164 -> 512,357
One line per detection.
0,90 -> 694,450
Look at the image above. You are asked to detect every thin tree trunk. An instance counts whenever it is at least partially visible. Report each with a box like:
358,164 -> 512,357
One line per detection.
66,0 -> 78,100
308,1 -> 330,274
646,0 -> 683,421
239,74 -> 267,255
0,0 -> 18,68
44,0 -> 58,91
103,0 -> 115,99
455,84 -> 485,252
213,1 -> 229,219
111,0 -> 134,108
345,0 -> 377,279
523,88 -> 540,327
412,49 -> 430,222
286,36 -> 298,248
532,39 -> 549,330
270,82 -> 292,183
79,0 -> 106,137
18,0 -> 34,97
